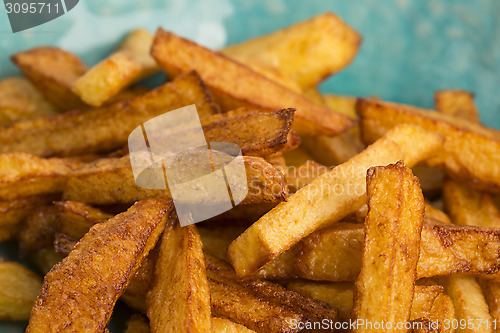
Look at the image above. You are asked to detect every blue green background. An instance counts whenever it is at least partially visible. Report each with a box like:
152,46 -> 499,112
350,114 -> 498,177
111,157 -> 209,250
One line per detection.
0,0 -> 499,331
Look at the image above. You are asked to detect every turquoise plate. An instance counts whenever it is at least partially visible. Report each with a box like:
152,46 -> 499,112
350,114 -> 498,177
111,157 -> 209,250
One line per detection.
0,0 -> 499,331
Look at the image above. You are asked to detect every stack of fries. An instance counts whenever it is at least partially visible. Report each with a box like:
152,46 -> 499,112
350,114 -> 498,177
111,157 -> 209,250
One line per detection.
1,11 -> 500,333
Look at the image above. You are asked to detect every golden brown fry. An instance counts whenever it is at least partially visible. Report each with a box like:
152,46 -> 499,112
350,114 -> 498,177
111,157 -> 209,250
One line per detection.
322,94 -> 357,119
0,71 -> 218,157
286,160 -> 330,192
228,124 -> 442,277
198,226 -> 247,262
412,164 -> 445,199
18,206 -> 58,257
26,199 -> 172,332
0,261 -> 42,321
252,246 -> 300,280
0,77 -> 57,125
424,202 -> 452,225
54,201 -> 111,239
206,254 -> 337,333
72,29 -> 158,107
212,318 -> 256,333
357,98 -> 500,192
201,108 -> 295,156
283,147 -> 314,168
222,12 -> 361,89
0,153 -> 82,200
301,132 -> 363,167
439,275 -> 493,333
11,47 -> 88,111
53,233 -> 78,257
443,180 -> 500,228
124,314 -> 150,333
151,29 -> 355,136
352,162 -> 424,331
296,223 -> 500,282
478,279 -> 500,325
146,214 -> 211,333
435,90 -> 479,123
63,154 -> 287,205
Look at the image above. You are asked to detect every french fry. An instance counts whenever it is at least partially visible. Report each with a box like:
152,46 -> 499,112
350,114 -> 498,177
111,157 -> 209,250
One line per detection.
151,29 -> 355,136
286,160 -> 330,192
283,148 -> 314,168
198,226 -> 247,262
0,77 -> 57,125
53,233 -> 78,257
412,164 -> 445,199
206,254 -> 337,333
124,314 -> 150,333
54,201 -> 112,239
322,94 -> 357,118
301,132 -> 363,167
212,318 -> 256,333
72,29 -> 158,107
0,261 -> 42,321
228,124 -> 442,277
478,279 -> 500,325
352,162 -> 424,331
26,199 -> 172,332
0,71 -> 219,157
434,90 -> 479,123
357,98 -> 500,192
296,223 -> 500,282
424,202 -> 452,225
439,275 -> 493,333
0,153 -> 82,200
11,47 -> 88,111
222,12 -> 361,89
18,206 -> 58,257
63,154 -> 288,206
146,213 -> 211,333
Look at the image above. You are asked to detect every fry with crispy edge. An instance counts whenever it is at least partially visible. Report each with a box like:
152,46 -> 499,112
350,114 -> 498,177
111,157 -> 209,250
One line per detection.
54,201 -> 112,239
151,29 -> 355,136
11,47 -> 88,111
228,124 -> 442,277
26,199 -> 172,333
0,71 -> 218,157
352,162 -> 424,332
72,29 -> 158,107
221,13 -> 361,89
357,98 -> 500,192
434,89 -> 479,123
146,212 -> 211,333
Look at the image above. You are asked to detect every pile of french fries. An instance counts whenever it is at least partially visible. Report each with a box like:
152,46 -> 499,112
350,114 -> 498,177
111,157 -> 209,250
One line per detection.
1,11 -> 500,333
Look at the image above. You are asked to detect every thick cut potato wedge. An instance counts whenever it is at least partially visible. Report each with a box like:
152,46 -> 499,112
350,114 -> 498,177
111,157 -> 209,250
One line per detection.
212,318 -> 256,333
0,77 -> 57,125
0,71 -> 218,157
439,275 -> 493,333
26,199 -> 172,333
0,261 -> 42,321
11,47 -> 88,111
434,90 -> 479,123
206,254 -> 337,333
296,223 -> 500,282
0,153 -> 82,200
151,29 -> 355,136
352,162 -> 424,332
146,213 -> 211,333
228,124 -> 442,277
72,29 -> 158,107
63,154 -> 287,206
357,98 -> 500,192
124,315 -> 150,333
222,13 -> 361,89
54,201 -> 112,239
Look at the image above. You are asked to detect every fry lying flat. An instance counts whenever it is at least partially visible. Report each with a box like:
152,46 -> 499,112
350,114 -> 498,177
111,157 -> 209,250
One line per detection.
26,199 -> 172,333
227,124 -> 442,277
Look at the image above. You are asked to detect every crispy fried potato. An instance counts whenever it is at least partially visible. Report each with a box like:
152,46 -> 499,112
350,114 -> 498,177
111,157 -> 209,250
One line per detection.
29,248 -> 63,275
357,98 -> 500,192
124,314 -> 150,333
63,154 -> 287,205
206,254 -> 337,333
222,12 -> 361,89
322,94 -> 357,118
26,199 -> 172,332
198,226 -> 247,262
435,90 -> 479,123
146,214 -> 211,333
151,29 -> 355,136
18,206 -> 58,257
296,223 -> 500,282
212,318 -> 256,333
0,261 -> 42,321
424,202 -> 452,225
301,132 -> 363,167
53,233 -> 78,257
443,180 -> 500,228
11,47 -> 88,111
54,201 -> 111,239
352,162 -> 424,331
286,160 -> 330,192
0,196 -> 53,243
201,108 -> 295,157
72,29 -> 158,107
439,275 -> 493,333
0,71 -> 218,157
478,279 -> 500,324
228,124 -> 442,277
0,153 -> 82,200
0,77 -> 57,125
283,148 -> 314,168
